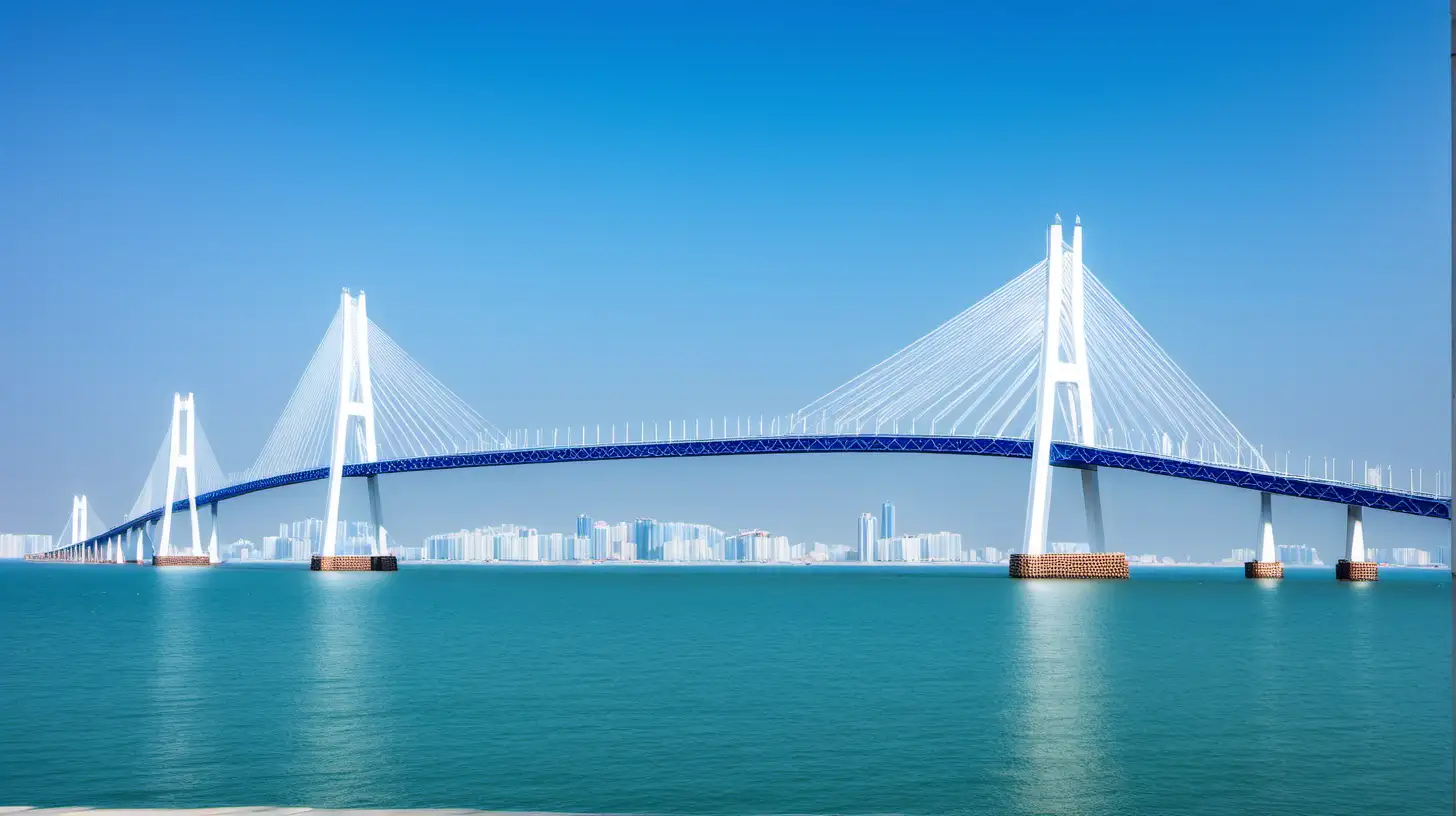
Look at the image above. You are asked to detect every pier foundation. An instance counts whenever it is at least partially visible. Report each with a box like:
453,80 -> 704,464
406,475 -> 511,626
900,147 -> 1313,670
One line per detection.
1244,560 -> 1284,579
1009,552 -> 1129,579
1336,505 -> 1376,580
1336,559 -> 1379,581
311,555 -> 398,572
152,555 -> 213,567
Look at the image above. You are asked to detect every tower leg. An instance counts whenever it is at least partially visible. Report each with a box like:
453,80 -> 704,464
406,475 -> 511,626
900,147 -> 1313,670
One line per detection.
208,503 -> 220,564
185,396 -> 203,558
1245,492 -> 1284,578
1081,467 -> 1106,553
1021,222 -> 1065,560
367,475 -> 388,556
1337,504 -> 1377,581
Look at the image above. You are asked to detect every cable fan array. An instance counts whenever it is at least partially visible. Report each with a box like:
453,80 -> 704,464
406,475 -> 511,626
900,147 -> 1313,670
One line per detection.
125,417 -> 226,521
52,502 -> 112,549
240,303 -> 507,483
794,253 -> 1265,469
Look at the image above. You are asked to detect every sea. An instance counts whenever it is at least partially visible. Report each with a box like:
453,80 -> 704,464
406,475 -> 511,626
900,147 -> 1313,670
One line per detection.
0,561 -> 1449,815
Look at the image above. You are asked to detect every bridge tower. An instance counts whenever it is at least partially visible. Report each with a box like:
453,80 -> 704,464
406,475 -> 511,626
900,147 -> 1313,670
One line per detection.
71,495 -> 87,561
315,289 -> 396,571
1010,217 -> 1127,579
154,392 -> 212,567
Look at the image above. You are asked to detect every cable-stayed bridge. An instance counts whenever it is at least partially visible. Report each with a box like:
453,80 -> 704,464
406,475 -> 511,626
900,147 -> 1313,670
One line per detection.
30,218 -> 1449,577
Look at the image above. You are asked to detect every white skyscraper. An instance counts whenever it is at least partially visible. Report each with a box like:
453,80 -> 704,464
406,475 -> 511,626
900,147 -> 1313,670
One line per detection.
858,513 -> 877,562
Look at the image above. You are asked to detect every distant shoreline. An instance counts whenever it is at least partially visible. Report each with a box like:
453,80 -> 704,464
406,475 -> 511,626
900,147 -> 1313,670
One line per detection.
6,558 -> 1446,570
214,559 -> 1448,570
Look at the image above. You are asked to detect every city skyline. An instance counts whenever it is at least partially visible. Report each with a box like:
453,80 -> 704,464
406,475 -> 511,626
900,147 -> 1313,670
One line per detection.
116,503 -> 1449,568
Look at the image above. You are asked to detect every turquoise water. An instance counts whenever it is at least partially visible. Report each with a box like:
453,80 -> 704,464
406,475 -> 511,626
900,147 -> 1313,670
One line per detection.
0,561 -> 1448,814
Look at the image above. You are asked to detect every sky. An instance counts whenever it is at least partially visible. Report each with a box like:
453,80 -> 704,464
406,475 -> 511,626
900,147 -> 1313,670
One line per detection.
0,1 -> 1449,560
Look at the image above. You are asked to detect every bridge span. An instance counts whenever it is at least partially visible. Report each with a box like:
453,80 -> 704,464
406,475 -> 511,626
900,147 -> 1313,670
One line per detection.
31,218 -> 1450,578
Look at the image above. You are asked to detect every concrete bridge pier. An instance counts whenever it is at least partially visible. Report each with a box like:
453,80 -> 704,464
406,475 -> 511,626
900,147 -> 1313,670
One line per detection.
1244,491 -> 1284,578
1336,505 -> 1378,581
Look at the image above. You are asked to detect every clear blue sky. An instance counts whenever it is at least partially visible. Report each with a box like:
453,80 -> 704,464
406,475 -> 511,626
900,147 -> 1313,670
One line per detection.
0,1 -> 1448,559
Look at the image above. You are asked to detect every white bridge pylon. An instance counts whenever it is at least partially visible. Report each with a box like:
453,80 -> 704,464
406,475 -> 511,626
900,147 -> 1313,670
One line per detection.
1024,217 -> 1099,557
322,289 -> 386,558
157,392 -> 205,560
71,495 -> 89,548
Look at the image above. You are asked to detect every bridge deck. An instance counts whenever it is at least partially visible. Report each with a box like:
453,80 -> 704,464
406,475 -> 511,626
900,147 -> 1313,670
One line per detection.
70,434 -> 1449,551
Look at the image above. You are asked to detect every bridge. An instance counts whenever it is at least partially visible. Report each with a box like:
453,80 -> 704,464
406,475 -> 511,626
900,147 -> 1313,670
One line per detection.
28,218 -> 1449,578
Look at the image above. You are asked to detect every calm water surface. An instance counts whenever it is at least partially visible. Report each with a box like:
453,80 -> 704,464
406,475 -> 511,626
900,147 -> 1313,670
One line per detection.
0,561 -> 1448,814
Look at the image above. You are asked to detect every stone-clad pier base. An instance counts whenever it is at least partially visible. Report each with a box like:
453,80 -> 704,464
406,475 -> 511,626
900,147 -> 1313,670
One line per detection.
151,555 -> 213,567
1009,552 -> 1129,579
1335,559 -> 1379,581
311,554 -> 399,571
1244,560 -> 1284,579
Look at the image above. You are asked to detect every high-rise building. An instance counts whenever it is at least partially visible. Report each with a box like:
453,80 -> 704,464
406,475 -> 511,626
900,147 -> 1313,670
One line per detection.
0,533 -> 53,559
286,519 -> 327,557
921,531 -> 965,561
881,502 -> 896,539
725,529 -> 787,562
1389,547 -> 1432,566
634,518 -> 663,561
577,514 -> 593,538
858,513 -> 877,562
1277,543 -> 1322,566
590,521 -> 610,560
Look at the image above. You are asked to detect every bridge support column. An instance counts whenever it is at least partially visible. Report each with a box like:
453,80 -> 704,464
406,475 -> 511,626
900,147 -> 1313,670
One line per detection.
134,523 -> 149,564
154,393 -> 213,567
207,503 -> 220,564
1336,505 -> 1377,581
315,290 -> 397,572
1012,217 -> 1127,579
367,475 -> 390,558
1244,491 -> 1284,578
1082,467 -> 1107,553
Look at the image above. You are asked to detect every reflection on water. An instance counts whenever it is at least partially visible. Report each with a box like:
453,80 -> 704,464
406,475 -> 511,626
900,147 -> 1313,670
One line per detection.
300,573 -> 391,802
1009,580 -> 1119,814
1244,575 -> 1283,782
151,569 -> 207,789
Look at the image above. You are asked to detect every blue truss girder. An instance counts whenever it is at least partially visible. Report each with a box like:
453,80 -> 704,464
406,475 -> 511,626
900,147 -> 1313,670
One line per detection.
72,434 -> 1448,551
1054,444 -> 1448,519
